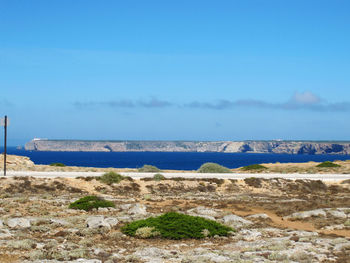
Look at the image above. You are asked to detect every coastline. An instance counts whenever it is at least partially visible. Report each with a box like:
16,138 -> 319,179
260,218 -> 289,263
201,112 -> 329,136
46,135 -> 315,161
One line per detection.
1,154 -> 350,175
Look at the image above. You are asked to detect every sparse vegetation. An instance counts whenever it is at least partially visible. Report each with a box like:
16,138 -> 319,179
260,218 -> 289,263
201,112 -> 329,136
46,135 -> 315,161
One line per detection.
341,179 -> 350,184
244,177 -> 263,188
49,163 -> 66,167
153,173 -> 166,181
138,165 -> 161,172
97,171 -> 125,185
344,220 -> 350,227
121,212 -> 234,239
316,161 -> 341,168
241,164 -> 267,171
68,195 -> 115,211
197,163 -> 232,173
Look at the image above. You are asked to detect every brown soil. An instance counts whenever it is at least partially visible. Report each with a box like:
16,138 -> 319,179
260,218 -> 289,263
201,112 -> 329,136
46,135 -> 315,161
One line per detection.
0,174 -> 349,262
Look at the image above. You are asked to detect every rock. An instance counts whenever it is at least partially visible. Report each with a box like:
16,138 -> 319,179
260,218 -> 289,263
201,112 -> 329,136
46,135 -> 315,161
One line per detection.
222,214 -> 252,228
187,206 -> 220,217
50,218 -> 69,226
0,154 -> 35,169
239,229 -> 262,241
334,242 -> 350,252
7,218 -> 31,228
191,248 -> 232,263
128,203 -> 147,216
322,224 -> 345,230
86,216 -> 111,229
120,204 -> 132,210
133,247 -> 172,263
0,219 -> 3,228
287,230 -> 319,237
284,209 -> 327,220
75,260 -> 102,263
246,213 -> 271,220
105,217 -> 119,227
327,209 -> 347,219
0,228 -> 12,238
116,215 -> 133,222
98,207 -> 109,212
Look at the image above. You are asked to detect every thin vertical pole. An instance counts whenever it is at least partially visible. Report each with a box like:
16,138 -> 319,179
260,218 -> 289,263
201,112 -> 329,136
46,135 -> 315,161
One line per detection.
4,115 -> 7,176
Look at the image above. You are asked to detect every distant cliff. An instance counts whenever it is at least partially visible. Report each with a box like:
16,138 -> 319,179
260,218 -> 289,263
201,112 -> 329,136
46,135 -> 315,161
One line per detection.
24,139 -> 350,155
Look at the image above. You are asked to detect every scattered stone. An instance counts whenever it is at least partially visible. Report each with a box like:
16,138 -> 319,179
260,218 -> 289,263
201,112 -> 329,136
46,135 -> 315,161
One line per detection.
284,209 -> 327,220
86,216 -> 111,229
133,247 -> 173,262
322,224 -> 345,230
246,213 -> 271,220
239,229 -> 262,241
128,203 -> 148,216
327,209 -> 347,219
105,217 -> 119,227
0,228 -> 12,238
50,218 -> 69,226
187,206 -> 220,217
222,214 -> 253,228
7,218 -> 31,228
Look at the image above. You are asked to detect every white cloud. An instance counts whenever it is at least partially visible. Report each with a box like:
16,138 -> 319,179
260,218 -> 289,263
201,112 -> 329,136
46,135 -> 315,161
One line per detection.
290,91 -> 321,105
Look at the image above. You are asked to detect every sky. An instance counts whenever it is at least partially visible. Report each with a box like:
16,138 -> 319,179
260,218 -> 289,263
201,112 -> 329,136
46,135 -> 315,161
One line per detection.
1,0 -> 350,146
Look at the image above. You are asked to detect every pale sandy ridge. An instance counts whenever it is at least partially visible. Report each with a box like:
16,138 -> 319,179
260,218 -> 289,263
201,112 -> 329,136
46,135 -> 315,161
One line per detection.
4,170 -> 350,181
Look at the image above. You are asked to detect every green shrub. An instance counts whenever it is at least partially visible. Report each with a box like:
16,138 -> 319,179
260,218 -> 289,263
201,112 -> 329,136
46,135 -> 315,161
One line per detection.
241,164 -> 267,171
138,165 -> 161,172
97,171 -> 124,185
68,196 -> 115,211
316,161 -> 341,168
344,220 -> 350,227
153,173 -> 166,181
197,163 -> 232,173
49,163 -> 66,167
121,212 -> 234,239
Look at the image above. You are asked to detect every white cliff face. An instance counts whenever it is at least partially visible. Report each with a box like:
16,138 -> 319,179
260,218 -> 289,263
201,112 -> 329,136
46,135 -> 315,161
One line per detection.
24,139 -> 350,154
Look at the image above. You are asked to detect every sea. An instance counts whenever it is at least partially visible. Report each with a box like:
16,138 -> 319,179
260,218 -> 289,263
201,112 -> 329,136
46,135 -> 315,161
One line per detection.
2,147 -> 350,170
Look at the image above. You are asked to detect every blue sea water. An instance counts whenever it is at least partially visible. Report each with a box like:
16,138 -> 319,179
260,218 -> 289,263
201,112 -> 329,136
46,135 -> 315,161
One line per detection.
2,147 -> 350,170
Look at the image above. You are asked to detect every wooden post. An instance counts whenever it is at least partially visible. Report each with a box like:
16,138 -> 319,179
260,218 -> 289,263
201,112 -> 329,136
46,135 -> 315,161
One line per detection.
4,115 -> 7,176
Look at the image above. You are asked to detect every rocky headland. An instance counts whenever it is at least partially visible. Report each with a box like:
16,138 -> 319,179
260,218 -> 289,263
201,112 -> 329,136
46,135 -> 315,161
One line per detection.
25,139 -> 350,155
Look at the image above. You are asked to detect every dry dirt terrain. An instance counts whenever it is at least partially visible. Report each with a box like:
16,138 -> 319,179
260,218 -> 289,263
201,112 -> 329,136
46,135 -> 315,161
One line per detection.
0,174 -> 349,263
0,155 -> 350,262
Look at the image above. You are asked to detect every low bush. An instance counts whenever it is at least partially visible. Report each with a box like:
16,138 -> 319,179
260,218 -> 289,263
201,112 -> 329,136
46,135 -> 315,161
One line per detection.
121,212 -> 234,239
138,165 -> 161,172
68,196 -> 115,211
344,220 -> 350,227
241,164 -> 267,171
244,177 -> 263,188
197,163 -> 232,173
316,161 -> 341,168
49,163 -> 66,167
153,173 -> 166,181
97,171 -> 124,185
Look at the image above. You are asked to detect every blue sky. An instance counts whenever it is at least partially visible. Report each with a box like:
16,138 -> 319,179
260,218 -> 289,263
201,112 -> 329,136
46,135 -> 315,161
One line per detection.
1,0 -> 350,145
